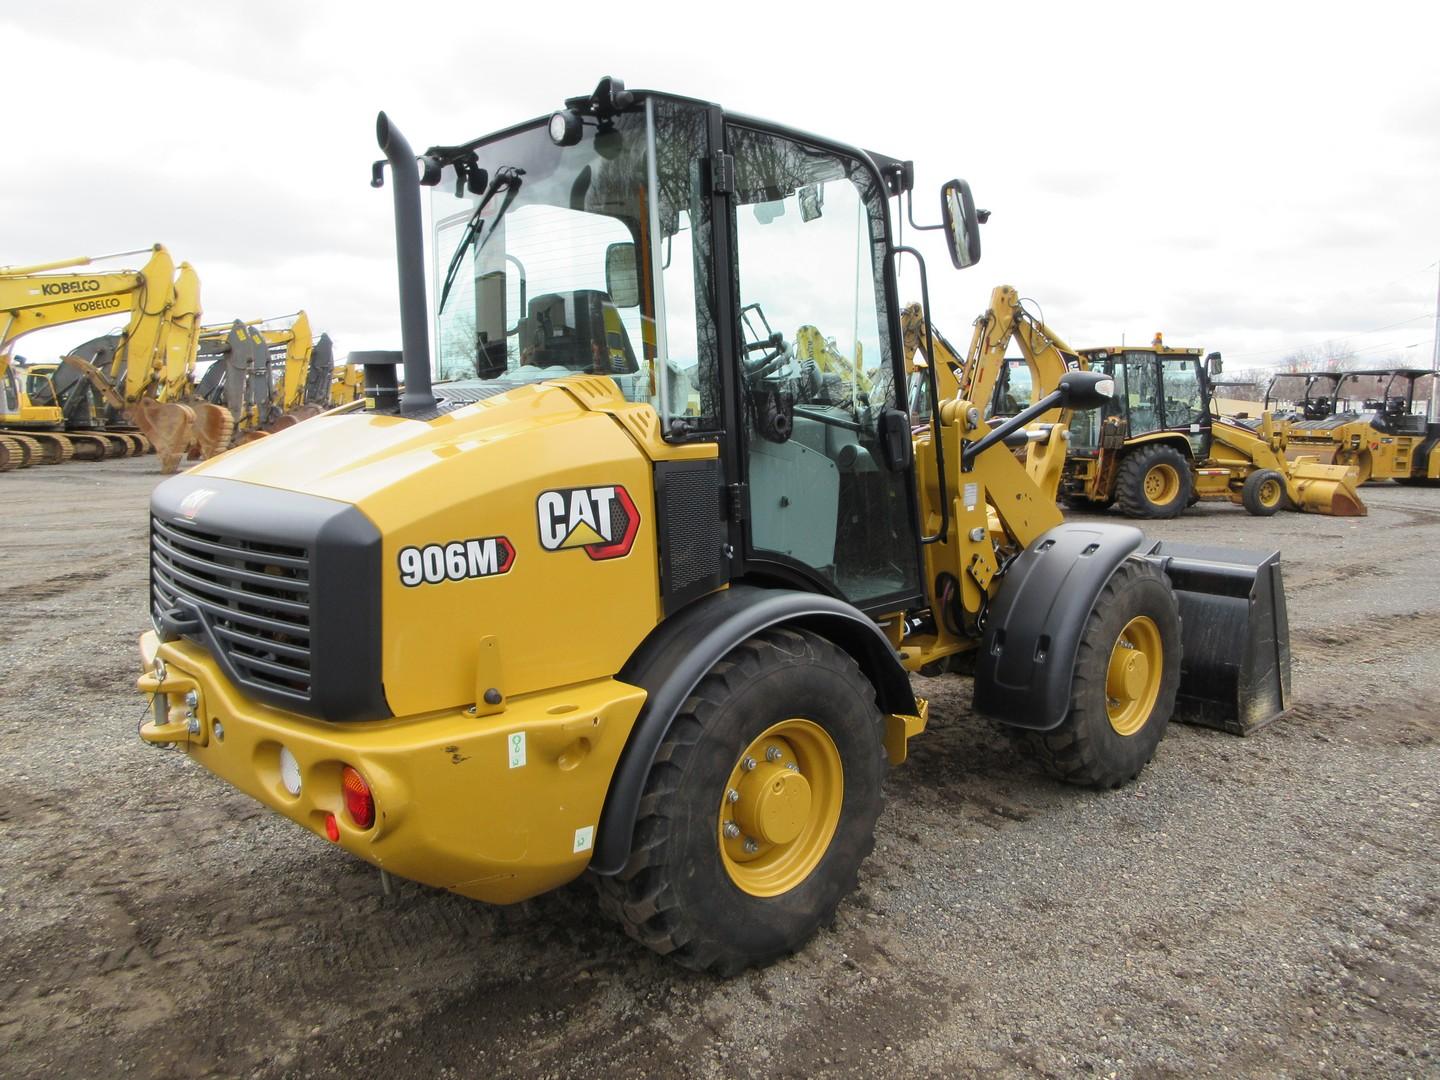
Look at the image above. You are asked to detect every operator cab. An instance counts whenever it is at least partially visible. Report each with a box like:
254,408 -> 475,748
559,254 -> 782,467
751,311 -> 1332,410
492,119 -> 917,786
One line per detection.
1068,345 -> 1213,461
421,81 -> 982,612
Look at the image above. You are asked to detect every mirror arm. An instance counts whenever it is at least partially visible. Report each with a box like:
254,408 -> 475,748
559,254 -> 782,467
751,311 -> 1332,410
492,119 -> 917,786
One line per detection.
904,186 -> 945,232
962,388 -> 1065,470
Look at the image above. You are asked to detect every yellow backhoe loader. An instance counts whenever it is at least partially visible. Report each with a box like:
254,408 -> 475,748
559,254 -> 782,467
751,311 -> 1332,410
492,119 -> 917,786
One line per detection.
135,80 -> 1293,974
0,245 -> 233,470
902,296 -> 1363,518
1256,368 -> 1440,484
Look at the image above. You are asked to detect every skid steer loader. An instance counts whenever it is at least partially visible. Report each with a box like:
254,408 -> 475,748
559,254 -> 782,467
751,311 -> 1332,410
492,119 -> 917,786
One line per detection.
136,79 -> 1292,973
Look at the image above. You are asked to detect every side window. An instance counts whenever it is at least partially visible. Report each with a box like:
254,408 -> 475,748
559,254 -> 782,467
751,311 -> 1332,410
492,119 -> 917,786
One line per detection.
1160,359 -> 1203,427
728,125 -> 919,607
1124,353 -> 1160,436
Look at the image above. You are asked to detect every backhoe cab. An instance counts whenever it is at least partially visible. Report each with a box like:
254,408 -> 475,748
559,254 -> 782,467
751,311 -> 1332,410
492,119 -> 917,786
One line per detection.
136,79 -> 1292,974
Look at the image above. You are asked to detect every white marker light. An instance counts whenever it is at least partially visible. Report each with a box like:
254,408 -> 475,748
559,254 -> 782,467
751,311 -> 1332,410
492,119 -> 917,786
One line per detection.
278,747 -> 302,796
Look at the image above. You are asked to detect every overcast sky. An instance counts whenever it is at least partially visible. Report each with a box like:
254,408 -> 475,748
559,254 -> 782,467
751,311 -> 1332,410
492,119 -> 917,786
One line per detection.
5,1 -> 1438,375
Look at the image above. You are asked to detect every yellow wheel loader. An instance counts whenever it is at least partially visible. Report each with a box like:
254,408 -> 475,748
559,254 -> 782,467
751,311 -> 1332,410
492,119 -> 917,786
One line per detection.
135,79 -> 1293,973
1257,368 -> 1440,484
1058,340 -> 1364,517
0,246 -> 233,469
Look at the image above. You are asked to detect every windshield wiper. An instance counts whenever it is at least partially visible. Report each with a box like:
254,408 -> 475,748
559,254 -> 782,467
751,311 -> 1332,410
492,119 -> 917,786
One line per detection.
438,166 -> 524,315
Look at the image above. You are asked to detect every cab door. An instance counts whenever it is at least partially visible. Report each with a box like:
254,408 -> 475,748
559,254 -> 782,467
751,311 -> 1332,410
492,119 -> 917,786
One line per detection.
723,123 -> 922,612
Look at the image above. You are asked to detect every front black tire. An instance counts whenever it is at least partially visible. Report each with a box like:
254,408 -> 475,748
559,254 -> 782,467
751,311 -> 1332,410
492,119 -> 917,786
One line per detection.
1021,558 -> 1182,788
1241,469 -> 1287,515
1115,444 -> 1192,518
594,627 -> 887,974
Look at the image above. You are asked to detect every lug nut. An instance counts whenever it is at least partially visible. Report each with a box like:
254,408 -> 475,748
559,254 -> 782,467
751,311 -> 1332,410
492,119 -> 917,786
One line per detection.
184,690 -> 199,708
765,746 -> 783,762
743,838 -> 759,854
186,716 -> 200,736
969,527 -> 986,542
723,821 -> 741,839
742,756 -> 756,771
786,762 -> 799,772
212,721 -> 225,742
727,789 -> 739,804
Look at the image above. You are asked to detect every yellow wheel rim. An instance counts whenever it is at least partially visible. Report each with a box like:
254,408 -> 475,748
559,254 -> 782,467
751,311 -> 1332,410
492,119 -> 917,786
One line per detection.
1142,463 -> 1181,504
1105,616 -> 1163,736
1258,477 -> 1282,508
718,719 -> 843,897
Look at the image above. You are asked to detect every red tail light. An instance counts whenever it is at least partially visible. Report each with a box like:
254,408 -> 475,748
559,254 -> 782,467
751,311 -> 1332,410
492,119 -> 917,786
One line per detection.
341,766 -> 375,829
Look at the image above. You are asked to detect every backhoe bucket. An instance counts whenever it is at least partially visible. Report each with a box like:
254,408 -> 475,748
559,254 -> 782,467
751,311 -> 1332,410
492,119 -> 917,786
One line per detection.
1285,457 -> 1366,516
1142,541 -> 1291,735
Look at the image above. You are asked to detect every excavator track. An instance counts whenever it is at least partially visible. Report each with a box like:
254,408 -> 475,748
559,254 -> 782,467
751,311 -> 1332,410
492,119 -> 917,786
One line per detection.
0,431 -> 74,466
0,436 -> 21,471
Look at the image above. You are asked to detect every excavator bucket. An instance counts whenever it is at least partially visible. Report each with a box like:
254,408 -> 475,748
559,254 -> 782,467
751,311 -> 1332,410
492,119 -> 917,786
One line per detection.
133,399 -> 196,473
1285,457 -> 1366,516
1143,541 -> 1291,735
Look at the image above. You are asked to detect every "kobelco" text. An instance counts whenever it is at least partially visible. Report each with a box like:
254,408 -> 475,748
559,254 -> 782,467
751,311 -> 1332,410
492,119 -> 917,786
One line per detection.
42,279 -> 102,296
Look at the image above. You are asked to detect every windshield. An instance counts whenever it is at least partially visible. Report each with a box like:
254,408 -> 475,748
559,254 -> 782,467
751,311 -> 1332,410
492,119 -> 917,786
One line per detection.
431,98 -> 719,434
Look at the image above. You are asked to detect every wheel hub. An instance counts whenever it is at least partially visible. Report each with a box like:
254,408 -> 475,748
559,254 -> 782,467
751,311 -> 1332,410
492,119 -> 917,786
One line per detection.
734,764 -> 812,845
1105,615 -> 1163,736
717,719 -> 844,897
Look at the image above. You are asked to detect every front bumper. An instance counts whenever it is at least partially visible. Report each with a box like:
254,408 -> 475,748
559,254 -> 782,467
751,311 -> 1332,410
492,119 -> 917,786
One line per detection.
137,631 -> 646,904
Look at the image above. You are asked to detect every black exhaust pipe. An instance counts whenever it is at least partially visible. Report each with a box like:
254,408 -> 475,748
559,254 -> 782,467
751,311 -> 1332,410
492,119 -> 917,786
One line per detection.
375,112 -> 437,416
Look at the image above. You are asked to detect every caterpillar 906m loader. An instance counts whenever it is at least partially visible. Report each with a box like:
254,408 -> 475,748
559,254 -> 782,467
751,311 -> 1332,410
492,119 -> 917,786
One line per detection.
136,79 -> 1292,973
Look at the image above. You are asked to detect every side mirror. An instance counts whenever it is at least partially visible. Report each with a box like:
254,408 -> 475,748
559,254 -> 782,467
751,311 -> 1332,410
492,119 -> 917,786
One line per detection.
940,179 -> 983,270
605,242 -> 641,308
1205,351 -> 1223,376
1057,370 -> 1115,412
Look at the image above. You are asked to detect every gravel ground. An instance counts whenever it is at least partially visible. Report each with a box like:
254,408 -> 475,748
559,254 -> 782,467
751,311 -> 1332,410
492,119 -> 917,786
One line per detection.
1,457 -> 1436,1078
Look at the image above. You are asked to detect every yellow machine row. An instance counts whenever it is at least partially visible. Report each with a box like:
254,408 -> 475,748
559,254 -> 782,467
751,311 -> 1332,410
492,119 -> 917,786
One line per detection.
1257,368 -> 1440,485
136,79 -> 1293,973
0,245 -> 234,470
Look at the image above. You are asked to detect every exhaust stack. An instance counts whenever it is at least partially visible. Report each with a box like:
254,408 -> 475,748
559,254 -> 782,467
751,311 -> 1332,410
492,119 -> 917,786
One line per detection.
375,112 -> 437,416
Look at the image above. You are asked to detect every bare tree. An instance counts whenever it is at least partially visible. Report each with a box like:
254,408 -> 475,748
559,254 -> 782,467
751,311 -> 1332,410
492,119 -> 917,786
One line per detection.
1280,340 -> 1358,372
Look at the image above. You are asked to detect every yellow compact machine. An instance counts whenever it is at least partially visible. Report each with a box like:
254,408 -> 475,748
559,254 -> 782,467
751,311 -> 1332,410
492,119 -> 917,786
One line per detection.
1056,338 -> 1364,517
136,80 -> 1294,973
1258,368 -> 1440,484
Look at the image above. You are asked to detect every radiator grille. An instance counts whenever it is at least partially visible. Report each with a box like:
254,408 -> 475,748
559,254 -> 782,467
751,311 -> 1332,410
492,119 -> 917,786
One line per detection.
150,516 -> 312,701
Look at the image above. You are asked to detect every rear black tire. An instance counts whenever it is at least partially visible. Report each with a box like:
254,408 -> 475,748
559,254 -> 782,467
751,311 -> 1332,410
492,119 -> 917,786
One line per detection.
1241,469 -> 1287,515
1020,558 -> 1182,788
1115,444 -> 1192,519
594,627 -> 887,974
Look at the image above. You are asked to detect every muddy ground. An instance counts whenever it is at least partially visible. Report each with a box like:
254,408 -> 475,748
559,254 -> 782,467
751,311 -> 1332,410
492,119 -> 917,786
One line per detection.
1,457 -> 1436,1078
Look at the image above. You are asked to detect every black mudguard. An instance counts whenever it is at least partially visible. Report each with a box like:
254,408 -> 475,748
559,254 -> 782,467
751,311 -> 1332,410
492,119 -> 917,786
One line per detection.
973,523 -> 1148,731
590,585 -> 915,875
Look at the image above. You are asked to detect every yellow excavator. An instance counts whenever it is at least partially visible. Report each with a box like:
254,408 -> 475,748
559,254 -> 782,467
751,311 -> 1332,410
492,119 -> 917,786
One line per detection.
135,79 -> 1293,974
0,245 -> 233,470
195,312 -> 336,440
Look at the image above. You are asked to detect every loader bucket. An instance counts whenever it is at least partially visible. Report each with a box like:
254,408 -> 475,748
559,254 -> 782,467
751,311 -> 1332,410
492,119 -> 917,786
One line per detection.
1285,457 -> 1366,517
1142,541 -> 1291,735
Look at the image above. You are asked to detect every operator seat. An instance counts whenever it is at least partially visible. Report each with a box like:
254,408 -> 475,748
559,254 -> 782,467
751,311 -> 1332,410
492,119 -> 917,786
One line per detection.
516,289 -> 639,375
